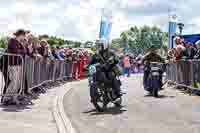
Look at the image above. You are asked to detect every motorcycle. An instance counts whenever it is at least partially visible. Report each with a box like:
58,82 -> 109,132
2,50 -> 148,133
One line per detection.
144,62 -> 164,97
88,62 -> 123,112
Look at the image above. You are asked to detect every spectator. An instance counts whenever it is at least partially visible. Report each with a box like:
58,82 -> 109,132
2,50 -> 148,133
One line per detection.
2,29 -> 27,104
26,35 -> 35,57
47,47 -> 55,61
52,47 -> 59,59
131,56 -> 138,73
135,55 -> 142,72
78,52 -> 85,79
194,40 -> 200,59
65,50 -> 73,62
72,52 -> 79,80
123,54 -> 131,77
167,48 -> 176,62
55,46 -> 64,60
40,39 -> 49,57
58,48 -> 65,59
33,39 -> 43,60
186,43 -> 197,59
174,37 -> 186,60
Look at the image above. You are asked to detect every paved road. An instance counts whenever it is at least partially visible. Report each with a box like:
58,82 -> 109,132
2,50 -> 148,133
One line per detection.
0,83 -> 58,133
63,75 -> 200,133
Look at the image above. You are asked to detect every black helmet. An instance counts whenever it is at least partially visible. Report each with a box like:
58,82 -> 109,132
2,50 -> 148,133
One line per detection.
95,39 -> 108,51
148,45 -> 159,53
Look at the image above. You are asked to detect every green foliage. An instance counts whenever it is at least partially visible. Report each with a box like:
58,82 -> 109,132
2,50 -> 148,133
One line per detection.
74,42 -> 82,48
46,36 -> 65,47
39,35 -> 82,48
0,37 -> 8,49
0,34 -> 83,49
111,38 -> 122,50
111,25 -> 168,55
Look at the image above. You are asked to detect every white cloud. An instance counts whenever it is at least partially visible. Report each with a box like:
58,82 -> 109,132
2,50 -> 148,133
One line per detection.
0,0 -> 200,41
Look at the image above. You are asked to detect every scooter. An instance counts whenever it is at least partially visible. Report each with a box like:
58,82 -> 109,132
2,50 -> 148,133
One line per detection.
144,62 -> 163,97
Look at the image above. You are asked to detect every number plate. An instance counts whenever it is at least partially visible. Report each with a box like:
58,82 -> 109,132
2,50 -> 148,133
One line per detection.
152,72 -> 159,76
151,67 -> 159,71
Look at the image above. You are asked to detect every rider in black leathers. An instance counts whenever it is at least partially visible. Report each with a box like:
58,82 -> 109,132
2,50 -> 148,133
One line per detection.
142,45 -> 165,91
89,40 -> 121,102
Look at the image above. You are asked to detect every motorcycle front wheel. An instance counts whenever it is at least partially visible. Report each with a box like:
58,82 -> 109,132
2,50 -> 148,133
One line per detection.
92,89 -> 108,112
114,97 -> 122,107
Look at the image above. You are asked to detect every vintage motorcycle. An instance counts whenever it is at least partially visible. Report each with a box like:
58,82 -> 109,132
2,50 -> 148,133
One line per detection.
88,62 -> 123,112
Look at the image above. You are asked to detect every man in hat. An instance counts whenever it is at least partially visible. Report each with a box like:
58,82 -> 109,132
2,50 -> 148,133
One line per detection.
40,39 -> 49,57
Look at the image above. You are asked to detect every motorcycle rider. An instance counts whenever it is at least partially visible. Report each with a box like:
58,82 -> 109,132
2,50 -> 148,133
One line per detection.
142,45 -> 165,92
89,39 -> 122,102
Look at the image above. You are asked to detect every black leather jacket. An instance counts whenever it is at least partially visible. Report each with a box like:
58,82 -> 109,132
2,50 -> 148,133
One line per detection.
142,52 -> 165,65
90,49 -> 118,70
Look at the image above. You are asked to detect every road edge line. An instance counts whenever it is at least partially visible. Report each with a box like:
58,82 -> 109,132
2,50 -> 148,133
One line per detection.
53,80 -> 87,133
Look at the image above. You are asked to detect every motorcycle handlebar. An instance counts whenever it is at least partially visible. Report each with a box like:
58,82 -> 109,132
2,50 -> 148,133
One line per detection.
149,62 -> 168,65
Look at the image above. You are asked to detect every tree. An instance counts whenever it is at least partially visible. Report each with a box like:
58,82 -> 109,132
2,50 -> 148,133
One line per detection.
46,36 -> 79,48
111,38 -> 122,50
74,42 -> 82,48
120,32 -> 128,47
111,25 -> 168,55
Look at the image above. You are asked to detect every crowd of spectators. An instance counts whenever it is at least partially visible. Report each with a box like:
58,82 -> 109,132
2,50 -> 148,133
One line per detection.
119,54 -> 144,77
167,36 -> 200,62
0,29 -> 92,104
6,29 -> 92,79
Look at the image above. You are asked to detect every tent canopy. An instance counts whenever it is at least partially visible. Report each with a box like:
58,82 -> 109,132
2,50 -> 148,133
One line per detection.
172,34 -> 200,48
180,34 -> 200,44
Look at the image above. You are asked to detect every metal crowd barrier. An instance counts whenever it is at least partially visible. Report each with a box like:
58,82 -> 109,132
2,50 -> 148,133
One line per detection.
24,56 -> 75,93
166,59 -> 200,91
0,52 -> 25,100
0,52 -> 78,104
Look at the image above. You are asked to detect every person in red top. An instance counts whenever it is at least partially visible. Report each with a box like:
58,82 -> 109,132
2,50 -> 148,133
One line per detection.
78,52 -> 84,79
123,54 -> 131,77
72,51 -> 79,80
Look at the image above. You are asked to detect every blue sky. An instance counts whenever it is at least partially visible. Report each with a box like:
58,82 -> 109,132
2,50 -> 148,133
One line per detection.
0,0 -> 199,41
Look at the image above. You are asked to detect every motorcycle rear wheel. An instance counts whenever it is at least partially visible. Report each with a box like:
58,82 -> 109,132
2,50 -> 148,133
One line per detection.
153,88 -> 159,97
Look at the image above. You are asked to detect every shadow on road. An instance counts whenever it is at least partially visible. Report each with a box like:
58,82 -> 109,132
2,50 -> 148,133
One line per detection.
0,80 -> 73,112
144,94 -> 175,99
0,104 -> 32,112
83,106 -> 127,116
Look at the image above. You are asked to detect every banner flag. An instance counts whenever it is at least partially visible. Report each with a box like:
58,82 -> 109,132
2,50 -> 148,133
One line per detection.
168,13 -> 178,49
99,9 -> 112,44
